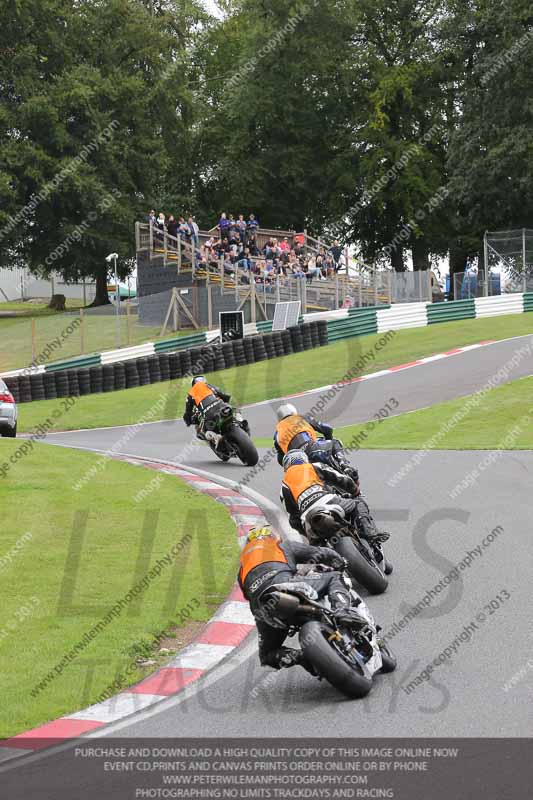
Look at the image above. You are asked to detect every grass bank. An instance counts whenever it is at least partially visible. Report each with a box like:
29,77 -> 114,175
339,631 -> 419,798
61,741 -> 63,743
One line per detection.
0,441 -> 238,738
335,376 -> 533,450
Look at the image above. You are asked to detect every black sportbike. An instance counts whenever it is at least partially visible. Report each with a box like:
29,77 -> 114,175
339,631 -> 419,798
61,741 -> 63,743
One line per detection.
195,403 -> 259,467
264,583 -> 396,698
305,502 -> 391,595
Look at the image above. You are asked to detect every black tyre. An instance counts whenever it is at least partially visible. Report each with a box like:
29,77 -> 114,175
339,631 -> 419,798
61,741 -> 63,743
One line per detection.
226,425 -> 258,466
379,642 -> 397,673
299,620 -> 373,699
3,423 -> 17,438
335,536 -> 388,595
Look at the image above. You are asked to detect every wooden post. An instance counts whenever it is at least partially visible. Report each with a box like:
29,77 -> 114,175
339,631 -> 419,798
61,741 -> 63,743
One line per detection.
126,301 -> 132,344
80,308 -> 85,353
335,275 -> 339,309
31,318 -> 37,365
358,269 -> 362,308
251,278 -> 256,324
207,281 -> 213,330
219,256 -> 224,295
173,290 -> 178,331
177,235 -> 181,274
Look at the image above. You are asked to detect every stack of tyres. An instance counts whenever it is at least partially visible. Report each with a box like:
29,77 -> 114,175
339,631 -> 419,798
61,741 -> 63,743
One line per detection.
288,325 -> 304,353
233,339 -> 247,366
137,358 -> 151,386
102,364 -> 115,393
43,372 -> 58,400
281,329 -> 293,355
251,335 -> 267,362
56,371 -> 70,398
113,362 -> 127,391
301,323 -> 313,350
148,355 -> 161,384
159,353 -> 170,382
67,370 -> 80,396
179,349 -> 192,377
242,337 -> 256,364
189,347 -> 204,376
222,341 -> 236,368
212,344 -> 226,371
89,365 -> 103,394
309,321 -> 320,348
18,376 -> 32,403
263,333 -> 276,359
125,360 -> 140,388
272,331 -> 285,357
29,373 -> 46,401
5,377 -> 20,403
77,369 -> 91,395
317,319 -> 328,346
199,346 -> 215,374
168,352 -> 182,379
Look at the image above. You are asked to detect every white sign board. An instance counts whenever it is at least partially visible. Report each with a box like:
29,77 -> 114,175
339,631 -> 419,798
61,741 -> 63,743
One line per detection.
271,301 -> 301,331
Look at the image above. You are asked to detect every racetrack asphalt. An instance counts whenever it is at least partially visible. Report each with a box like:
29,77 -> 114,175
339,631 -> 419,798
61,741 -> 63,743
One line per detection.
35,334 -> 533,737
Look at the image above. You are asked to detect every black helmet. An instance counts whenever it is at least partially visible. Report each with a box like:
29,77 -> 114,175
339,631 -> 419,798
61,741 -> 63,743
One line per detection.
192,376 -> 207,386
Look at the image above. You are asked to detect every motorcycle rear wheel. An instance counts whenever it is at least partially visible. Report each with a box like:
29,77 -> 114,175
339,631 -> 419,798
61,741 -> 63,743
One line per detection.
299,620 -> 373,698
226,425 -> 259,466
335,536 -> 388,595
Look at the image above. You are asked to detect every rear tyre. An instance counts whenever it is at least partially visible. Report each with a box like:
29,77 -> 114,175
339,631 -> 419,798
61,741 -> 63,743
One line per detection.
379,643 -> 397,673
226,425 -> 259,466
335,536 -> 388,595
299,621 -> 373,698
3,423 -> 17,438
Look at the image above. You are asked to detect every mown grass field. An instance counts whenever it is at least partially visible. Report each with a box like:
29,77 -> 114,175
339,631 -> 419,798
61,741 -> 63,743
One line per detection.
0,303 -> 203,374
0,441 -> 238,738
14,312 -> 533,434
332,375 -> 533,450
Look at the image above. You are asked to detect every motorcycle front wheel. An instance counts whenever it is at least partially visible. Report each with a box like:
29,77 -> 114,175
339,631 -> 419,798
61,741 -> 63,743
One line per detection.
335,536 -> 388,595
225,425 -> 259,466
299,620 -> 373,698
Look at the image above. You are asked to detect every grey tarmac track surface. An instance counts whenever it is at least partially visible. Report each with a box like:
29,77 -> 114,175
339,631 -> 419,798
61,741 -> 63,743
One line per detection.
36,336 -> 533,737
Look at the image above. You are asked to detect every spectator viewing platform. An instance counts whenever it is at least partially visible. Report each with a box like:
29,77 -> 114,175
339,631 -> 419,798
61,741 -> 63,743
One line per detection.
134,211 -> 431,320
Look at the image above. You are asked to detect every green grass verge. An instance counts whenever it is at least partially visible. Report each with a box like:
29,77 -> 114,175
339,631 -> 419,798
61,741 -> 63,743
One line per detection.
0,300 -> 84,316
333,376 -> 533,450
0,304 -> 204,373
0,441 -> 239,738
14,312 -> 533,435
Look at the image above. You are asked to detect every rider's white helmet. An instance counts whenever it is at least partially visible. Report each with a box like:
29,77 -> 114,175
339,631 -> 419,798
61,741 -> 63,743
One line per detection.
276,403 -> 297,421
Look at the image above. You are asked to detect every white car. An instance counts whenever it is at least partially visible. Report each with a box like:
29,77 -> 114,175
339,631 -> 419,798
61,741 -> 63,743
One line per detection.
0,378 -> 17,437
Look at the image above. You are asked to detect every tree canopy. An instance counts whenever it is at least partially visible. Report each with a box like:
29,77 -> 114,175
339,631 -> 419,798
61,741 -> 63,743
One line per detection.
1,0 -> 532,300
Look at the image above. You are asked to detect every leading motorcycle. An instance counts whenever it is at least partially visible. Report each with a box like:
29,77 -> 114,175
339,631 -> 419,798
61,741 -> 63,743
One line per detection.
195,403 -> 259,467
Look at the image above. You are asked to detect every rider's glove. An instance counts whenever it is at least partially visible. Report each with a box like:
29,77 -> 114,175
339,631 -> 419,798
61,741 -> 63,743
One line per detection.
331,555 -> 348,572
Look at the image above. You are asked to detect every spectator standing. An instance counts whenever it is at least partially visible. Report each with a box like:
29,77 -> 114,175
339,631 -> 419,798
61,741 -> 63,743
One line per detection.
155,212 -> 166,245
218,212 -> 231,237
236,214 -> 247,240
167,214 -> 178,239
188,215 -> 199,248
178,216 -> 190,241
330,240 -> 343,271
247,213 -> 259,236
